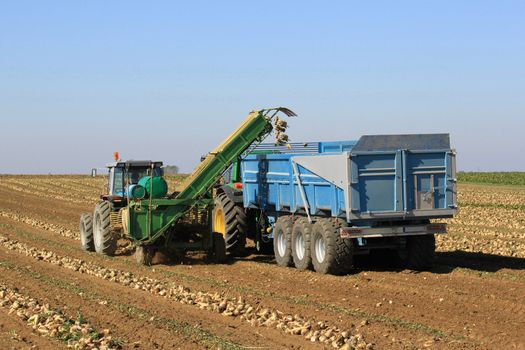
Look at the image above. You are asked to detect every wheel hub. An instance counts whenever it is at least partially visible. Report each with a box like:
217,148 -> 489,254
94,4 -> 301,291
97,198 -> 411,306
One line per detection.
214,208 -> 225,236
295,232 -> 305,260
277,231 -> 286,257
315,235 -> 326,263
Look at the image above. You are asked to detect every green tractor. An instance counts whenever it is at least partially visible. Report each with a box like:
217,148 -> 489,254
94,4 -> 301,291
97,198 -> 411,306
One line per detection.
79,108 -> 296,265
79,160 -> 165,256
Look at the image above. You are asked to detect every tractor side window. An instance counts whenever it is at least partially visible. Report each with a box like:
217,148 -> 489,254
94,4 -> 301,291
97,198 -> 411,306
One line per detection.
112,168 -> 124,196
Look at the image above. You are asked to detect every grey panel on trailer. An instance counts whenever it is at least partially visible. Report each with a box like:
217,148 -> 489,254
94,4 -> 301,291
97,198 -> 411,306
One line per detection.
291,153 -> 350,190
352,134 -> 450,152
291,153 -> 353,221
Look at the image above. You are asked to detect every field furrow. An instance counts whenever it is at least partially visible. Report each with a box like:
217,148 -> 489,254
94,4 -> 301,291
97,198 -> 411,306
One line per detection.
0,282 -> 121,349
0,176 -> 524,349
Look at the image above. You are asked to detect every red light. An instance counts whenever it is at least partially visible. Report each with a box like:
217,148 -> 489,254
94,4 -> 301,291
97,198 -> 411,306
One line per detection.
113,152 -> 119,161
233,182 -> 243,189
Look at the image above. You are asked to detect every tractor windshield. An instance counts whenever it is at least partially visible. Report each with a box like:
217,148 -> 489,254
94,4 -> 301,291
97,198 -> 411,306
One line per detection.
127,167 -> 163,185
109,165 -> 163,197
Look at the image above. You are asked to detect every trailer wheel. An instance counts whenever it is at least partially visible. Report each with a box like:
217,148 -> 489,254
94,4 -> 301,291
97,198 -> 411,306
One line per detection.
79,213 -> 95,252
291,217 -> 313,270
273,216 -> 294,267
212,193 -> 247,256
400,234 -> 436,270
93,201 -> 117,256
135,245 -> 154,265
311,218 -> 353,275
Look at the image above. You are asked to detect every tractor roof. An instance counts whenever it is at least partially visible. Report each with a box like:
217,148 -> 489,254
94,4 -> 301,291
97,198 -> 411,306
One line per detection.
106,160 -> 163,168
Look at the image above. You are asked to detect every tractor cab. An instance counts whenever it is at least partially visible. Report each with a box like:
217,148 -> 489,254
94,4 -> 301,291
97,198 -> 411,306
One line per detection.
104,160 -> 164,204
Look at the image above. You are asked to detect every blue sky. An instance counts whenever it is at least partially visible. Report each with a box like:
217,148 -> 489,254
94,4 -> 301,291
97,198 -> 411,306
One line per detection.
1,1 -> 523,173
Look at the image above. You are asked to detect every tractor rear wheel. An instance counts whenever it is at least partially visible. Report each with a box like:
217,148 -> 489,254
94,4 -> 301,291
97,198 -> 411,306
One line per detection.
93,201 -> 117,256
311,218 -> 353,275
212,192 -> 247,256
273,216 -> 294,267
79,213 -> 95,251
291,217 -> 313,270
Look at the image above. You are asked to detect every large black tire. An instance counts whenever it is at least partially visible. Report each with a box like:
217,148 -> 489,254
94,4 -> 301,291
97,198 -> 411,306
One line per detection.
93,201 -> 117,256
273,216 -> 294,267
212,192 -> 248,256
310,218 -> 353,275
291,217 -> 313,270
79,213 -> 95,252
400,234 -> 436,271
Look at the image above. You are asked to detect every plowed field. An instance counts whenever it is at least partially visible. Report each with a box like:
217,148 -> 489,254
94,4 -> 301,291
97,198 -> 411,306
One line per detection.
0,175 -> 523,350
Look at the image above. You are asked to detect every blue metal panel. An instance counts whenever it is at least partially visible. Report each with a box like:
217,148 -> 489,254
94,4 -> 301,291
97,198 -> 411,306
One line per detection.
319,141 -> 357,153
351,152 -> 398,212
252,140 -> 357,155
350,156 -> 360,213
241,138 -> 456,223
445,151 -> 457,209
395,150 -> 403,211
242,152 -> 345,215
404,151 -> 449,210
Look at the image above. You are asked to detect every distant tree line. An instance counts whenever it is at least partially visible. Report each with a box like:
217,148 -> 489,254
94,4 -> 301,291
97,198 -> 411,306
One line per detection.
163,165 -> 179,175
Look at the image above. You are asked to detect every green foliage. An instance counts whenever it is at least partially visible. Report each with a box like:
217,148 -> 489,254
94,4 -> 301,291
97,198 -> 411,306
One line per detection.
76,311 -> 86,325
458,172 -> 525,186
109,337 -> 125,348
89,331 -> 100,340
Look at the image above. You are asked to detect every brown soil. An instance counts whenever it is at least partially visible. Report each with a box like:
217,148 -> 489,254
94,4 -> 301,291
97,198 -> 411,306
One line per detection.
0,176 -> 524,350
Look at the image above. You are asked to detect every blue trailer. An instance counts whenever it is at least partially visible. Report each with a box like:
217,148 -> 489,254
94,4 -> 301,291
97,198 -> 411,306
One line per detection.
229,134 -> 457,274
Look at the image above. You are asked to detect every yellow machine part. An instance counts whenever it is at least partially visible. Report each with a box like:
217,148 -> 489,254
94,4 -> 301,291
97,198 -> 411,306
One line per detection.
212,207 -> 226,236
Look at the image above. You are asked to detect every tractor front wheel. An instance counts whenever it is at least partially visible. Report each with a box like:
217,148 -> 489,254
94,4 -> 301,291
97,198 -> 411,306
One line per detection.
79,213 -> 95,251
93,202 -> 117,256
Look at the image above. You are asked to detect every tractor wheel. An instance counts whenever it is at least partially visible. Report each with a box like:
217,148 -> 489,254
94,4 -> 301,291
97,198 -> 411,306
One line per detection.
273,216 -> 294,267
135,245 -> 154,266
208,232 -> 227,263
79,213 -> 95,252
212,192 -> 248,256
291,217 -> 313,270
311,218 -> 353,275
399,234 -> 436,271
93,201 -> 117,256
